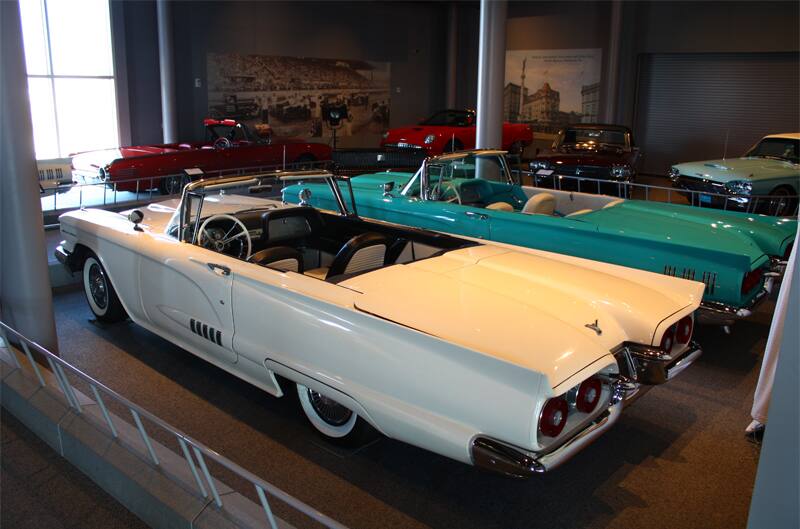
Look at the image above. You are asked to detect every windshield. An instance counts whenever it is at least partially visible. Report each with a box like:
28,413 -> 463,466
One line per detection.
557,128 -> 629,149
205,123 -> 256,143
420,110 -> 474,127
745,138 -> 799,164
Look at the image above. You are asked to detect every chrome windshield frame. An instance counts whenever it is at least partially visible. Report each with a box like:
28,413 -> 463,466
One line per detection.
173,169 -> 355,243
402,150 -> 514,202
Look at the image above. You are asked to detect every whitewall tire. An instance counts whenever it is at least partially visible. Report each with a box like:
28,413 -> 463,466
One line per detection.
295,383 -> 375,445
82,254 -> 127,323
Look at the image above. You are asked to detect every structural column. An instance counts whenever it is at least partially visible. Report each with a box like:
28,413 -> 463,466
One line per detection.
445,2 -> 458,109
475,0 -> 507,149
157,0 -> 178,143
0,0 -> 59,352
602,0 -> 623,123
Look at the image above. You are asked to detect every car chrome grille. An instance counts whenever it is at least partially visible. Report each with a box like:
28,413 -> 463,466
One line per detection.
673,175 -> 727,194
555,165 -> 611,178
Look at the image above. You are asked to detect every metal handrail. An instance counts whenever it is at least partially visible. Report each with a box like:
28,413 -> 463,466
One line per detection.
516,170 -> 800,217
43,157 -> 330,215
0,320 -> 349,529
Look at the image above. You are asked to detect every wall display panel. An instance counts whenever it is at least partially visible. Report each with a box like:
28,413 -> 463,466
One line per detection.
634,52 -> 800,176
504,48 -> 602,135
207,53 -> 390,144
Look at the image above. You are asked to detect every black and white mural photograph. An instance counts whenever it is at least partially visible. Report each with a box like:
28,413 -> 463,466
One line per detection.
504,47 -> 602,133
207,53 -> 391,144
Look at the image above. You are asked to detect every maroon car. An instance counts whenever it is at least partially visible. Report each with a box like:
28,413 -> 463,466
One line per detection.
71,119 -> 332,194
530,124 -> 640,190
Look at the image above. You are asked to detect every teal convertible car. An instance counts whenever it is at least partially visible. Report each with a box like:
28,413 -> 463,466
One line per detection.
283,150 -> 797,326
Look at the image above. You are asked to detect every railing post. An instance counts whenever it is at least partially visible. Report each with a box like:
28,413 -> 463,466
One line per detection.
130,409 -> 159,466
255,485 -> 280,529
192,446 -> 223,508
54,362 -> 82,413
90,384 -> 118,438
0,327 -> 22,369
178,437 -> 208,499
45,356 -> 78,409
20,341 -> 46,387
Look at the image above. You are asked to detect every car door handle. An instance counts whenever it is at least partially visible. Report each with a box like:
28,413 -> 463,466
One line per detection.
464,211 -> 488,220
207,263 -> 231,276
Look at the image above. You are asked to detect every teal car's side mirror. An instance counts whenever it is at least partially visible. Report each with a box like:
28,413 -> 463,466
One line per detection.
382,181 -> 395,197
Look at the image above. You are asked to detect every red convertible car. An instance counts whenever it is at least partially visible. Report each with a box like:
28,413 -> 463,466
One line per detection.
380,109 -> 533,156
71,119 -> 332,194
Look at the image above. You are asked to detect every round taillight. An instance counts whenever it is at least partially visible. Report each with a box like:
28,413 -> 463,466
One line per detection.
660,324 -> 676,352
576,378 -> 602,413
539,397 -> 569,438
676,315 -> 693,344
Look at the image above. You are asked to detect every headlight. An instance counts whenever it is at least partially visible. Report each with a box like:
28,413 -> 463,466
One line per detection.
611,164 -> 633,179
98,166 -> 108,180
423,134 -> 436,144
529,159 -> 551,170
668,167 -> 681,181
382,131 -> 389,139
725,180 -> 753,195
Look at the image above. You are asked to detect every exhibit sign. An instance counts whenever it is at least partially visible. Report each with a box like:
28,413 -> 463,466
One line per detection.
504,49 -> 602,134
207,53 -> 391,142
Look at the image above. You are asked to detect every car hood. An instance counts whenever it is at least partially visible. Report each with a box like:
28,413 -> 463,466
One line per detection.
385,126 -> 459,143
536,148 -> 632,167
672,157 -> 800,183
71,146 -> 175,171
341,245 -> 702,389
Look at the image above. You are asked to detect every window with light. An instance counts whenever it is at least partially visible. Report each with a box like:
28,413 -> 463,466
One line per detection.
19,0 -> 119,159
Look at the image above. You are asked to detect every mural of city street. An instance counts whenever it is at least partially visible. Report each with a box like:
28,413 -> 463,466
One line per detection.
504,48 -> 602,134
207,53 -> 391,142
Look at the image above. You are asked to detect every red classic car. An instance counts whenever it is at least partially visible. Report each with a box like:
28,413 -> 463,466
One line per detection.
71,119 -> 332,194
530,124 -> 641,185
380,109 -> 533,156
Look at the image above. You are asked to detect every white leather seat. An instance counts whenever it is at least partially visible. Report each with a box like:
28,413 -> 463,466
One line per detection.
566,208 -> 593,217
603,199 -> 625,209
486,201 -> 514,212
522,193 -> 556,215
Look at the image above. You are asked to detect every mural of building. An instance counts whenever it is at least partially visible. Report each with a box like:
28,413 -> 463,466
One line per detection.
523,82 -> 560,123
581,82 -> 600,123
503,83 -> 527,122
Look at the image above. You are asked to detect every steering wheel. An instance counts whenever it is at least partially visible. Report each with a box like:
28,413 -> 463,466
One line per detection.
441,181 -> 462,204
213,137 -> 232,149
197,214 -> 252,260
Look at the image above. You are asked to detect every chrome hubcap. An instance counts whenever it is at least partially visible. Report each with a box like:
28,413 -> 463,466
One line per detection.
307,390 -> 353,426
88,264 -> 107,309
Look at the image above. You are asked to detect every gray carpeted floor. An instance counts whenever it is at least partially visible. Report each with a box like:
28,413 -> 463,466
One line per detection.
41,285 -> 770,529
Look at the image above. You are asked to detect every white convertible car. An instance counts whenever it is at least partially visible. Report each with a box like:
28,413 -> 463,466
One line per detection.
56,170 -> 703,477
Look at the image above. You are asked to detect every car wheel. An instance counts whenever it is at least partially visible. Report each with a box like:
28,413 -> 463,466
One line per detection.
82,253 -> 127,323
763,186 -> 798,216
159,174 -> 184,196
295,383 -> 374,445
443,139 -> 463,153
293,154 -> 317,171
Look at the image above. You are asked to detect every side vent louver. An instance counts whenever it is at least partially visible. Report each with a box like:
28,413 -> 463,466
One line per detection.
664,265 -> 716,295
189,318 -> 223,346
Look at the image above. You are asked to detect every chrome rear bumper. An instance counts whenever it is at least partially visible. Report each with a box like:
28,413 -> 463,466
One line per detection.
697,275 -> 775,325
468,341 -> 703,478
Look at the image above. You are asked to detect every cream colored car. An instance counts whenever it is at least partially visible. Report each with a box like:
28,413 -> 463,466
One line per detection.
56,170 -> 703,477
